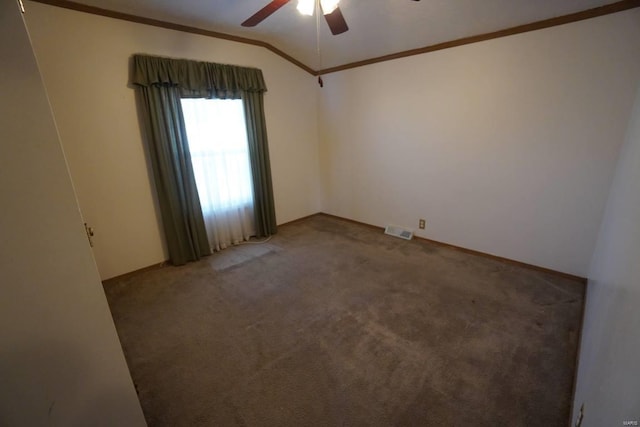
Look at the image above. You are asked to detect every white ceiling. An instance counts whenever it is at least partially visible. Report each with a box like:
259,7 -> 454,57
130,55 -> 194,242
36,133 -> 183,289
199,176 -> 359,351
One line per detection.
59,0 -> 622,70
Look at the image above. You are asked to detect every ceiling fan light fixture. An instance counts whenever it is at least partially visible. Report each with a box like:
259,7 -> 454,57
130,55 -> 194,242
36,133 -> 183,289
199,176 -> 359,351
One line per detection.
297,0 -> 340,16
296,0 -> 314,16
320,0 -> 339,15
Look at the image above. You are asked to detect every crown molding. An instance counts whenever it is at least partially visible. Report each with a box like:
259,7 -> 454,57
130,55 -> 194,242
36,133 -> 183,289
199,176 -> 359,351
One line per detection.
29,0 -> 640,77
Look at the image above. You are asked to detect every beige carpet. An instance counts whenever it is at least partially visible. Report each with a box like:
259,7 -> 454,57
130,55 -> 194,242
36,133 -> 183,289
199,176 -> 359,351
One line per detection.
103,214 -> 584,426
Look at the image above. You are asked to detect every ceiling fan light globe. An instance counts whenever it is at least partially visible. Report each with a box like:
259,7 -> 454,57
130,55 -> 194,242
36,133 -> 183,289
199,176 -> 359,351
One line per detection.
296,0 -> 314,16
320,0 -> 339,14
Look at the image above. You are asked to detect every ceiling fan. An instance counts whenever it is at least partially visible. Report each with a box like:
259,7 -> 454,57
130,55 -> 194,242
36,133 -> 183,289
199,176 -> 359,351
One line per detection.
242,0 -> 421,36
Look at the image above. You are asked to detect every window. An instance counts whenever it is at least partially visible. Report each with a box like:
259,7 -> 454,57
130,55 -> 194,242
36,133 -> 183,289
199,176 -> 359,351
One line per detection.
181,98 -> 255,250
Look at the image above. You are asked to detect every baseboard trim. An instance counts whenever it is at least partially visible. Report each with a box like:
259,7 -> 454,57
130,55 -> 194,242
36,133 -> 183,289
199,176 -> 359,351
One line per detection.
568,280 -> 590,426
105,212 -> 588,285
101,261 -> 169,285
277,212 -> 324,227
316,212 -> 588,285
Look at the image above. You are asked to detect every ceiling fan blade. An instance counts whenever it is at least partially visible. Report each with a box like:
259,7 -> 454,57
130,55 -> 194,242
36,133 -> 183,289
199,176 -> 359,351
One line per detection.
242,0 -> 291,27
324,6 -> 348,35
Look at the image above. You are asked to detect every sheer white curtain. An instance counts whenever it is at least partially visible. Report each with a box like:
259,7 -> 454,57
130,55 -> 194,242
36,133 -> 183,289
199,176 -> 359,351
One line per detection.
181,98 -> 255,251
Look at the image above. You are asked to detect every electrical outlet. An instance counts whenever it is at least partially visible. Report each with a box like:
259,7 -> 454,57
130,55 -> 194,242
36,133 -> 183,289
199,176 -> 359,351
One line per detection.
418,219 -> 426,229
575,404 -> 584,427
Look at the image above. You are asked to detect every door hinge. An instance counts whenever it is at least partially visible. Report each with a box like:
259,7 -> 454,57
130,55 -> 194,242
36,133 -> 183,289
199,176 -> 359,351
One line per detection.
84,223 -> 95,247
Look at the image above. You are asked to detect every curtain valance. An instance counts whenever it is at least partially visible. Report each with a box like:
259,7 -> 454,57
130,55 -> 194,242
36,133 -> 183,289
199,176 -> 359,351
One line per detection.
132,54 -> 267,98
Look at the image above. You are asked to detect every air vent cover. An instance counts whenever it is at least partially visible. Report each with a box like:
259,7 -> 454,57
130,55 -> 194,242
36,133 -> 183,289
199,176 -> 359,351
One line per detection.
384,225 -> 414,240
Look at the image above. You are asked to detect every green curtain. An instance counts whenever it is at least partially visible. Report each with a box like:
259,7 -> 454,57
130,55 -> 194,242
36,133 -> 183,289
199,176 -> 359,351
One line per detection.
132,54 -> 277,262
136,84 -> 210,265
242,91 -> 277,237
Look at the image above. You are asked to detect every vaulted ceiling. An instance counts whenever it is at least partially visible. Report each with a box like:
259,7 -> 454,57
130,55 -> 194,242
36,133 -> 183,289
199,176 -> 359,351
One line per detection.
33,0 -> 636,72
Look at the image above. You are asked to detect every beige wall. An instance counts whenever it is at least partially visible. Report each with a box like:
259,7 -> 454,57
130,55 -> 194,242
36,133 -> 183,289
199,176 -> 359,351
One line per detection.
25,1 -> 322,280
572,81 -> 640,426
318,9 -> 640,276
0,1 -> 145,424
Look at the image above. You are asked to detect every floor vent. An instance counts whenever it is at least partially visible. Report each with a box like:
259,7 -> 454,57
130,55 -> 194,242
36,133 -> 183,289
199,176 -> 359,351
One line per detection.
384,225 -> 414,240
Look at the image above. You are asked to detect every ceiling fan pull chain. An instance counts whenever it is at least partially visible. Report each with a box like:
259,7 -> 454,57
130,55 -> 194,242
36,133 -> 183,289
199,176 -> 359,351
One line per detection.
316,0 -> 324,87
